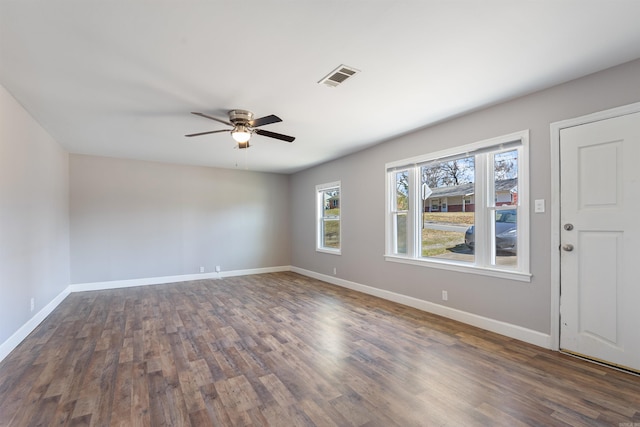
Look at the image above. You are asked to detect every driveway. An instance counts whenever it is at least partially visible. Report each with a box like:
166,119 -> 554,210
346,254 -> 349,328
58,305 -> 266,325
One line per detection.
423,222 -> 468,233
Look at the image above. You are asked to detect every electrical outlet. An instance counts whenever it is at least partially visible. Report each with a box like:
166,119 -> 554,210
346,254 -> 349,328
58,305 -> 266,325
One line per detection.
200,266 -> 205,273
333,267 -> 337,275
215,265 -> 221,273
30,297 -> 35,312
442,290 -> 448,301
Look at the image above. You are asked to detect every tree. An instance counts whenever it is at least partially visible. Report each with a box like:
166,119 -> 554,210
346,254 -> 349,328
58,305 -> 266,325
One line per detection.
421,165 -> 443,188
494,150 -> 518,181
395,171 -> 409,210
422,156 -> 474,188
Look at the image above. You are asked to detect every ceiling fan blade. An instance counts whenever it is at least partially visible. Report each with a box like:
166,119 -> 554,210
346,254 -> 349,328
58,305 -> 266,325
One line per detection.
185,129 -> 230,137
254,128 -> 295,142
191,112 -> 233,126
250,114 -> 282,128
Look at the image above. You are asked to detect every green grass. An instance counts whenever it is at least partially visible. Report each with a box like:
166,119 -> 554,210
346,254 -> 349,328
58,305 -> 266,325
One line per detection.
421,229 -> 466,257
421,212 -> 473,257
323,216 -> 340,248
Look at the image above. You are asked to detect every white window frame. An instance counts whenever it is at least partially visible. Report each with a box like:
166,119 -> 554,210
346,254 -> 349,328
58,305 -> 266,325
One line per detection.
316,181 -> 341,255
384,130 -> 531,282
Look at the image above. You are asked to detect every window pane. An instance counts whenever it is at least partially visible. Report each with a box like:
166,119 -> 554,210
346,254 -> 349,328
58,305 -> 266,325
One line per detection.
323,188 -> 339,215
493,150 -> 517,266
395,171 -> 409,211
322,219 -> 340,248
395,213 -> 407,254
420,156 -> 475,262
494,149 -> 518,207
494,209 -> 517,267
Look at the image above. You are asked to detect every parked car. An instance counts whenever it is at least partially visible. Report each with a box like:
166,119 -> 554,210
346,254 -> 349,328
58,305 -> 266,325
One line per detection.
465,209 -> 517,254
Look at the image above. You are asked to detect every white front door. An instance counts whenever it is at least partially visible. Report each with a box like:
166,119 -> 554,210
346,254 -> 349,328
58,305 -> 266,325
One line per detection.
559,111 -> 640,372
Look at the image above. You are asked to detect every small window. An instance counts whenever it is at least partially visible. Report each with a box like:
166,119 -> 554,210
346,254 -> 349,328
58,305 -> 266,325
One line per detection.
316,181 -> 341,254
391,171 -> 409,254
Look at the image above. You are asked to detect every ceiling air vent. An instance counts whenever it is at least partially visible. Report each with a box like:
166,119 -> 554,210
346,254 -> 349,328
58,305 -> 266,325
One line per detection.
318,65 -> 360,88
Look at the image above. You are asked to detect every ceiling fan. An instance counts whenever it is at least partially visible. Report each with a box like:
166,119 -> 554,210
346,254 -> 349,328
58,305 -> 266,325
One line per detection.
185,109 -> 295,149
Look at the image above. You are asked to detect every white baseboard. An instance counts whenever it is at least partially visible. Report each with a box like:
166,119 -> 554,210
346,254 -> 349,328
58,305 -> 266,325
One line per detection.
291,266 -> 552,349
0,286 -> 72,362
1,264 -> 551,364
68,265 -> 291,292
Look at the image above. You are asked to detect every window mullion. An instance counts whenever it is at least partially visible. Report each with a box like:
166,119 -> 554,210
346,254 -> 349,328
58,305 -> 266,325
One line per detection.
487,153 -> 497,266
475,153 -> 489,267
409,167 -> 420,258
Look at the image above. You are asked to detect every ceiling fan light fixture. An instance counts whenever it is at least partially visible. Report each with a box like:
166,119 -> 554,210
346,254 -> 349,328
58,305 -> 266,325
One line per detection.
187,110 -> 294,145
231,125 -> 251,143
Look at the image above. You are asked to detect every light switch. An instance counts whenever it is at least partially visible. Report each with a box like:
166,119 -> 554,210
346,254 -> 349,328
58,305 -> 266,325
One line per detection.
534,199 -> 545,213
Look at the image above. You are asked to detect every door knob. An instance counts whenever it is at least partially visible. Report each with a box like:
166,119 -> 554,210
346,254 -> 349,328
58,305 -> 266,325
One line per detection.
562,244 -> 574,252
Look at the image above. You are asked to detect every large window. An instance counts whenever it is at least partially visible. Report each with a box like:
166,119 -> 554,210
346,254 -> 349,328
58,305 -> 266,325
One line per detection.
316,181 -> 341,254
385,131 -> 530,281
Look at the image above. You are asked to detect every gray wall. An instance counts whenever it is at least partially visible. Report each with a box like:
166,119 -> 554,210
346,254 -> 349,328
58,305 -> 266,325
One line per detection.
69,155 -> 291,283
0,84 -> 70,345
290,58 -> 640,334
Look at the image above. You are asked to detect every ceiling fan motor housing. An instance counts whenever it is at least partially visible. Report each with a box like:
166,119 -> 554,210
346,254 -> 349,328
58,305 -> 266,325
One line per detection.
229,109 -> 254,125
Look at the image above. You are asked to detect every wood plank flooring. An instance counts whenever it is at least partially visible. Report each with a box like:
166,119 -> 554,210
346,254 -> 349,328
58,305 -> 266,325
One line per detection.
1,272 -> 639,426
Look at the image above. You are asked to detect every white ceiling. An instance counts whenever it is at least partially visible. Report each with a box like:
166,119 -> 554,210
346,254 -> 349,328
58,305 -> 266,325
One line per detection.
2,1 -> 640,174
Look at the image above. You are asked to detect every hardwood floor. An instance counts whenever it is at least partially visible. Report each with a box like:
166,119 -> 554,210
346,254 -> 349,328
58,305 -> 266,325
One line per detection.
1,272 -> 639,426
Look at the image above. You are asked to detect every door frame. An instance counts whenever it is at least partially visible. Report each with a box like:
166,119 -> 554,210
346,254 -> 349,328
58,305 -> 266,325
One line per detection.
549,101 -> 640,351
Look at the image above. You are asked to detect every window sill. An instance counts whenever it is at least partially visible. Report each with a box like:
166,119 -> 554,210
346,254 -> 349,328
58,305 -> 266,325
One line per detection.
384,254 -> 531,282
317,248 -> 342,256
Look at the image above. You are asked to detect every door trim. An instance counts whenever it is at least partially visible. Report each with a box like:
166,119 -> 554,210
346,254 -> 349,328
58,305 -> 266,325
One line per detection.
549,101 -> 640,351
